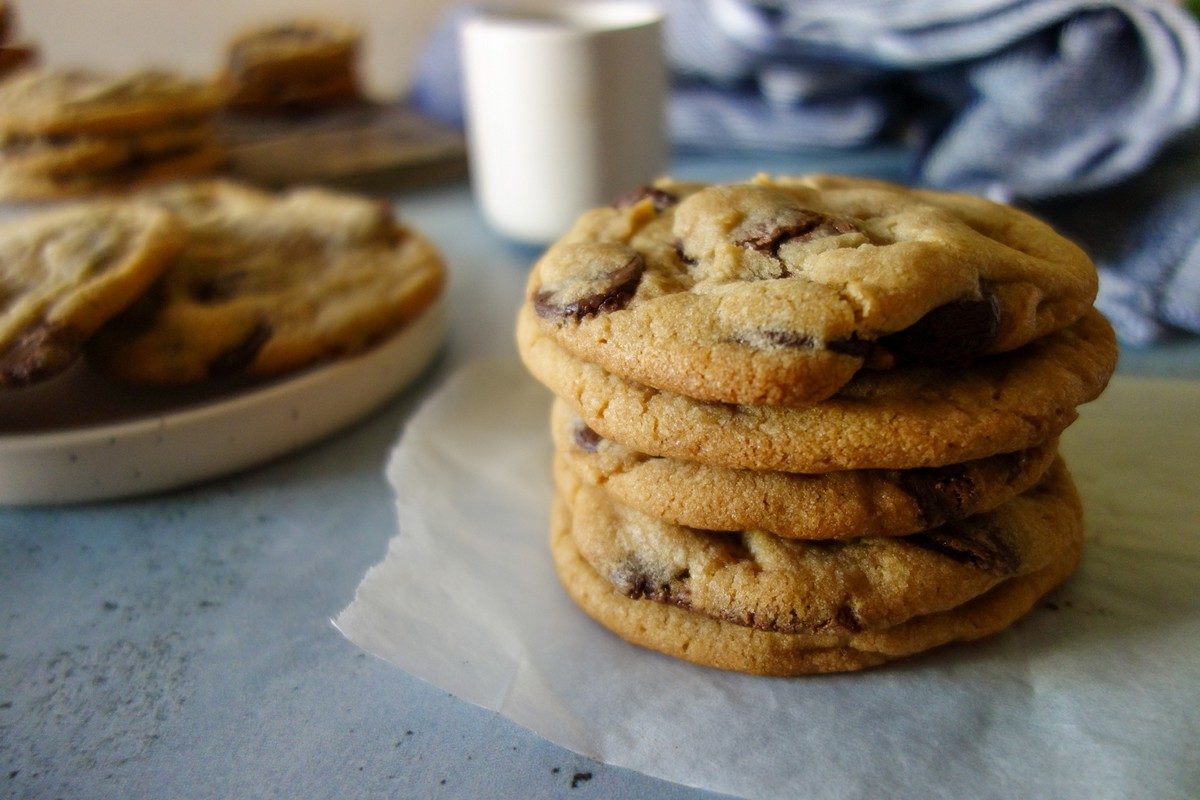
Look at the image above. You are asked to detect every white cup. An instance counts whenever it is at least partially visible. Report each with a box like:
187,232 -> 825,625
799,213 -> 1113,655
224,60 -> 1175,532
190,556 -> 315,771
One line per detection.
460,2 -> 667,244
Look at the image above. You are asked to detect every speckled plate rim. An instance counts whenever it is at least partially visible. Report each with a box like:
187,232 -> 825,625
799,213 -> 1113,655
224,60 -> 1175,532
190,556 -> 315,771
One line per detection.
0,299 -> 445,505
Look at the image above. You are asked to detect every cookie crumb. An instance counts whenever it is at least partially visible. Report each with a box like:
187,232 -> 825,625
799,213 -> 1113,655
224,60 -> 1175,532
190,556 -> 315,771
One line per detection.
551,767 -> 560,774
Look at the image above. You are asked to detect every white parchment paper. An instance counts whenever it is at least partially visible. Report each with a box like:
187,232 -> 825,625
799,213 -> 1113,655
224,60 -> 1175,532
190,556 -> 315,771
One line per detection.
335,360 -> 1200,800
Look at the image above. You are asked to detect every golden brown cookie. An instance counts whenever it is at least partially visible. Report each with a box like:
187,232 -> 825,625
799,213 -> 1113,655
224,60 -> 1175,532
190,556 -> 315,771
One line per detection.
553,399 -> 1058,540
0,141 -> 227,201
549,476 -> 1083,675
222,19 -> 361,113
0,69 -> 225,138
0,135 -> 130,178
0,202 -> 184,387
559,454 -> 1080,634
518,304 -> 1116,472
88,180 -> 445,383
526,174 -> 1098,407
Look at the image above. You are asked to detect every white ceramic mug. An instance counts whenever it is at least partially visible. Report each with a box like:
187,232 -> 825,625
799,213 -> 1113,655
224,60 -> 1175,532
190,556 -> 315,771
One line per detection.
460,2 -> 667,244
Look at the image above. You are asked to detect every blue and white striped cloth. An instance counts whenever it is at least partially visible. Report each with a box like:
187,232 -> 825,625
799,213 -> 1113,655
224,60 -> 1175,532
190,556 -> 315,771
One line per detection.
410,1 -> 1200,344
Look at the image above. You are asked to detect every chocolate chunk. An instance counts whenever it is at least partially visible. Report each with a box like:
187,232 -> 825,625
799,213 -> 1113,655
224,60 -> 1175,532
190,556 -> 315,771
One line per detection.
733,329 -> 871,359
532,253 -> 645,320
897,465 -> 979,527
573,423 -> 603,453
834,604 -> 864,633
100,279 -> 166,340
189,271 -> 246,304
0,322 -> 86,386
906,523 -> 1020,573
736,208 -> 859,256
751,330 -> 815,349
878,284 -> 1001,365
826,334 -> 873,358
208,321 -> 272,377
673,238 -> 696,267
610,554 -> 690,605
613,185 -> 677,211
996,448 -> 1032,484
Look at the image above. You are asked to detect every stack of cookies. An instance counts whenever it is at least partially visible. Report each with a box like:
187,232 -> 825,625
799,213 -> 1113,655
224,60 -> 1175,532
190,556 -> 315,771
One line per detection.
0,68 -> 226,201
0,180 -> 445,389
516,174 -> 1118,675
221,19 -> 363,114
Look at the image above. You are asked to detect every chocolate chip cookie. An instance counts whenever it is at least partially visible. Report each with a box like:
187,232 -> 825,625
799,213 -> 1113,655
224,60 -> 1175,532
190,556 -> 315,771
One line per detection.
88,180 -> 445,383
526,174 -> 1098,406
549,477 -> 1083,675
519,304 -> 1116,472
558,454 -> 1079,635
222,19 -> 361,113
0,69 -> 226,199
0,69 -> 224,138
0,202 -> 184,387
553,399 -> 1058,540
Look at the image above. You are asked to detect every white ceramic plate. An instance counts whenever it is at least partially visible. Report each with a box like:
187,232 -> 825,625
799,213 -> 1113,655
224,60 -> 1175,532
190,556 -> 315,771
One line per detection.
0,299 -> 444,505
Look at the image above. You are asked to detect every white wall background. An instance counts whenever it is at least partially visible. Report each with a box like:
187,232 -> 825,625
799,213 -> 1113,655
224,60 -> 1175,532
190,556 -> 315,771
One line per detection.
15,0 -> 519,99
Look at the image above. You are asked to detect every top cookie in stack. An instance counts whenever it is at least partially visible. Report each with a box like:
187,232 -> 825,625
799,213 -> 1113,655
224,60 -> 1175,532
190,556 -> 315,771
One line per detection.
0,68 -> 226,201
517,173 -> 1117,675
221,19 -> 363,114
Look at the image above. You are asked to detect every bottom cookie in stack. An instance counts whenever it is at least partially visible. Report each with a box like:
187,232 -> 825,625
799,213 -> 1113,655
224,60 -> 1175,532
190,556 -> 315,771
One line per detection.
549,457 -> 1083,676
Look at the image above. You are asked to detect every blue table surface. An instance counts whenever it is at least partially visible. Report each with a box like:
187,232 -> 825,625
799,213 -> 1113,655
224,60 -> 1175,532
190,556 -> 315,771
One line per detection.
3,151 -> 1198,800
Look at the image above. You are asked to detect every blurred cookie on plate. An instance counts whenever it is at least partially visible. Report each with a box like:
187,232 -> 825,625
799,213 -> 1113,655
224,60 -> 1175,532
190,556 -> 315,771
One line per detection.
88,180 -> 446,383
0,201 -> 184,387
222,19 -> 363,114
0,68 -> 227,200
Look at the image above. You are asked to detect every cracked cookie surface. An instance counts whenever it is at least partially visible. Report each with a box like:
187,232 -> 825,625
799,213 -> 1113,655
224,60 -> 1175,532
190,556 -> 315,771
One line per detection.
553,399 -> 1058,540
549,485 -> 1082,675
558,455 -> 1079,635
526,174 -> 1097,406
87,180 -> 445,383
519,304 -> 1116,471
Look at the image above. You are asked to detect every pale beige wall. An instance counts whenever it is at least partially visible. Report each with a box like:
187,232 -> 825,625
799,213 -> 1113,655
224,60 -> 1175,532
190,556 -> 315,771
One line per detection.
14,0 -> 508,99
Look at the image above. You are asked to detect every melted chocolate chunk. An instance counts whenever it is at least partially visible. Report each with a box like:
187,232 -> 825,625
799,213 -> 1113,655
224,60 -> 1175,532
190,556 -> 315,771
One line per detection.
208,321 -> 272,377
734,329 -> 872,359
189,271 -> 246,304
878,284 -> 1001,365
753,330 -> 815,349
613,185 -> 677,211
673,238 -> 696,267
897,465 -> 979,527
736,209 -> 859,256
610,554 -> 690,605
906,523 -> 1020,573
0,322 -> 86,386
826,334 -> 873,358
573,423 -> 603,453
996,448 -> 1032,484
101,280 -> 166,339
834,604 -> 864,633
532,254 -> 645,320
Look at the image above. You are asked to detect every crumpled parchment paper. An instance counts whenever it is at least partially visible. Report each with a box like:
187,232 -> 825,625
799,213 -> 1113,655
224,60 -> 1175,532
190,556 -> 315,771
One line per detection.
336,360 -> 1200,800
